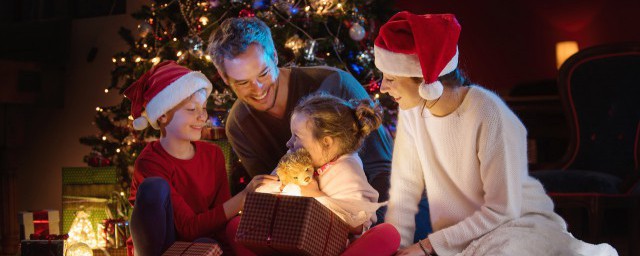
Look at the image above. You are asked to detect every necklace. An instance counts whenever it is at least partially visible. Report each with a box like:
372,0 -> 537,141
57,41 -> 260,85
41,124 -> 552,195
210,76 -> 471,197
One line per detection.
425,96 -> 441,109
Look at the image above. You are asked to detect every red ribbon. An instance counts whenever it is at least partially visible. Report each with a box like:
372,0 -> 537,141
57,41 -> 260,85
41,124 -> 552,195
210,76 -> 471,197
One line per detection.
321,214 -> 334,256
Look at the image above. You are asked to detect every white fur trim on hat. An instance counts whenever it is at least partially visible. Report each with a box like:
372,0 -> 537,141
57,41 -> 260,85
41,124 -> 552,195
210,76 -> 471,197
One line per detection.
141,71 -> 212,130
374,45 -> 423,77
133,115 -> 149,130
419,81 -> 444,100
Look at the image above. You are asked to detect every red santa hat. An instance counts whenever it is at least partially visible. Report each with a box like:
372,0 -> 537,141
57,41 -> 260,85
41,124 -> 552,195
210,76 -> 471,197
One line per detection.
124,61 -> 212,130
374,12 -> 461,100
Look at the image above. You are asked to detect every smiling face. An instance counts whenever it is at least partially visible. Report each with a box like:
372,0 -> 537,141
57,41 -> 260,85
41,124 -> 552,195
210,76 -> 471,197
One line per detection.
159,92 -> 208,142
221,43 -> 279,112
380,73 -> 423,110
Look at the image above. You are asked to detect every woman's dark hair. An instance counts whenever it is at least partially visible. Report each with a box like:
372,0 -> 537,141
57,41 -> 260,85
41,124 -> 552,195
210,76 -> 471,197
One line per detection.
410,68 -> 470,87
294,93 -> 383,156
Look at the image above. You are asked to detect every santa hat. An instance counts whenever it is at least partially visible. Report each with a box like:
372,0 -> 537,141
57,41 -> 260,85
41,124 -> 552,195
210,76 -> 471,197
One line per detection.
374,12 -> 461,100
124,61 -> 212,130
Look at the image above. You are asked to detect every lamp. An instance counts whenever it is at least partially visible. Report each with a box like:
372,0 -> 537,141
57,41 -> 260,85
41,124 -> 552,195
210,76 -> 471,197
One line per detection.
556,41 -> 579,69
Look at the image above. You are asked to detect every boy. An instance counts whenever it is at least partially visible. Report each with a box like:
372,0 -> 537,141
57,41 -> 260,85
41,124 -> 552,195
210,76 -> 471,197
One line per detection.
125,61 -> 277,255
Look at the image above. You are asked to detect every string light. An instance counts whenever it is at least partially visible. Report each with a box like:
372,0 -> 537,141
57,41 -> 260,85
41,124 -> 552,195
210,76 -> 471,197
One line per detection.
135,57 -> 141,62
102,136 -> 107,141
173,38 -> 177,41
120,57 -> 126,62
104,89 -> 109,93
111,58 -> 116,63
204,55 -> 211,61
176,51 -> 183,57
116,148 -> 121,153
143,43 -> 148,48
305,6 -> 310,12
151,57 -> 160,64
199,16 -> 209,26
375,94 -> 380,99
96,107 -> 102,112
67,210 -> 97,249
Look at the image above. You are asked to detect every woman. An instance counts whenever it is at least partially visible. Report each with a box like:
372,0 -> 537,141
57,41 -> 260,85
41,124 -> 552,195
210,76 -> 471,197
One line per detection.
375,12 -> 617,256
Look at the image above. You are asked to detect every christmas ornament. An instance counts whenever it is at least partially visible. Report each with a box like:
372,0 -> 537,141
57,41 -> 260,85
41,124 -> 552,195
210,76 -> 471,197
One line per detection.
285,34 -> 305,53
258,10 -> 277,23
208,0 -> 221,7
238,8 -> 255,17
273,0 -> 295,15
309,0 -> 337,14
349,23 -> 366,41
368,78 -> 380,92
356,51 -> 373,65
67,210 -> 97,248
66,242 -> 93,256
85,151 -> 111,167
185,35 -> 204,58
303,40 -> 318,61
137,22 -> 153,38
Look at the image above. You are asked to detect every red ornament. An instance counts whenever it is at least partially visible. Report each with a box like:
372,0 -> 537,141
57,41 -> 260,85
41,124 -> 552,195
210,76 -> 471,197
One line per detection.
368,78 -> 380,93
239,9 -> 255,17
85,151 -> 112,167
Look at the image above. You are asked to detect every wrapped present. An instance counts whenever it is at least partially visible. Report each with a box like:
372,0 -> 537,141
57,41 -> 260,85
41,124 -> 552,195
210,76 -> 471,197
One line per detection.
236,192 -> 349,256
98,218 -> 130,248
162,241 -> 222,256
20,235 -> 67,256
93,247 -> 128,256
18,210 -> 60,240
62,166 -> 118,185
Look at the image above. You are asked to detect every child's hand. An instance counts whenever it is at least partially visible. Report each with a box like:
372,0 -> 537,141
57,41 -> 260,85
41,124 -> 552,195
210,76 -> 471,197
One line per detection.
244,175 -> 279,193
299,177 -> 324,197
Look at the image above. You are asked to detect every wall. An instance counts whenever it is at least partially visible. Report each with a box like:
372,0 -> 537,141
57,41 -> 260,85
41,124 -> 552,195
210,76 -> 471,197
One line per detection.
394,0 -> 640,94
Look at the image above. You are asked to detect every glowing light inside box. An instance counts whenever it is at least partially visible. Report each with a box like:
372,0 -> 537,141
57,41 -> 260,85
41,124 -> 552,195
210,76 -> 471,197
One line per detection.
556,41 -> 579,69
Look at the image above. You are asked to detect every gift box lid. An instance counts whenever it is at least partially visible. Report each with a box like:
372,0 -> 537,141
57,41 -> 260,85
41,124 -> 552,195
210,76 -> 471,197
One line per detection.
19,210 -> 60,223
237,192 -> 349,256
62,166 -> 118,185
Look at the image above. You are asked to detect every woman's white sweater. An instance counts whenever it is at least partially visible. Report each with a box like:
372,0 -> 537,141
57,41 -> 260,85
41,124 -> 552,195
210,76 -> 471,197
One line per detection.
385,86 -> 566,255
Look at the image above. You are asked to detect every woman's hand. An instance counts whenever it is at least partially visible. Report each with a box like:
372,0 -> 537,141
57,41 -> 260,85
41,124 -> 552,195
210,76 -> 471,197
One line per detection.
395,238 -> 434,256
299,177 -> 325,197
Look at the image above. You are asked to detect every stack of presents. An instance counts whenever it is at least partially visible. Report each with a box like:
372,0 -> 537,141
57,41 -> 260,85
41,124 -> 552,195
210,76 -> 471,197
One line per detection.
18,143 -> 350,255
19,166 -> 130,256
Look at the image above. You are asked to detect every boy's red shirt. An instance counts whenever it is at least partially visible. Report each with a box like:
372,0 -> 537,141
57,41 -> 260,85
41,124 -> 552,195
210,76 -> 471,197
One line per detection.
129,140 -> 231,241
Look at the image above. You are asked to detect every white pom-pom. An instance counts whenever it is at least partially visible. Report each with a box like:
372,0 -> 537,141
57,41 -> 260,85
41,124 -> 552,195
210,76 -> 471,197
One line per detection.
133,116 -> 149,130
419,81 -> 444,100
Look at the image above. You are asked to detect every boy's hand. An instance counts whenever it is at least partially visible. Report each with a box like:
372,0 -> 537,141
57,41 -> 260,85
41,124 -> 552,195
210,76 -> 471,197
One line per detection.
245,174 -> 279,193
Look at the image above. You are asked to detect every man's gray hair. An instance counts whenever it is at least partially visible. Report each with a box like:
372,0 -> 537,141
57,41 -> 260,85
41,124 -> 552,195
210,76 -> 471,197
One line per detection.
207,17 -> 277,76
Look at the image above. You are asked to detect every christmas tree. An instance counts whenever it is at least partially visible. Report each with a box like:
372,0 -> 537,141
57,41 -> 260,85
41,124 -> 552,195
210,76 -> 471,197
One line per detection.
80,0 -> 398,191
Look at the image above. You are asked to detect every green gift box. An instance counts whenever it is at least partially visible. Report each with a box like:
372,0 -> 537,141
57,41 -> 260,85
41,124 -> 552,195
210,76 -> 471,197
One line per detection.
62,166 -> 118,185
61,167 -> 125,235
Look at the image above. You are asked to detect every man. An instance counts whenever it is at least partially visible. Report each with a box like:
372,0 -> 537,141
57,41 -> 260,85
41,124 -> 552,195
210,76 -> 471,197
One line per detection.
207,17 -> 395,222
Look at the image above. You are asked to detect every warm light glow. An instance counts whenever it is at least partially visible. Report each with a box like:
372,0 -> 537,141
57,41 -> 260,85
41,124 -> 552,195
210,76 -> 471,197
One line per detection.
143,43 -> 148,48
102,136 -> 107,141
556,41 -> 579,69
135,57 -> 141,63
66,242 -> 94,256
120,57 -> 126,62
281,184 -> 302,196
205,55 -> 211,61
111,58 -> 116,63
176,51 -> 183,57
305,6 -> 310,12
116,148 -> 121,153
173,38 -> 177,41
151,57 -> 160,64
375,93 -> 380,99
104,89 -> 109,93
95,107 -> 101,112
199,16 -> 209,26
67,211 -> 97,248
128,115 -> 134,121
